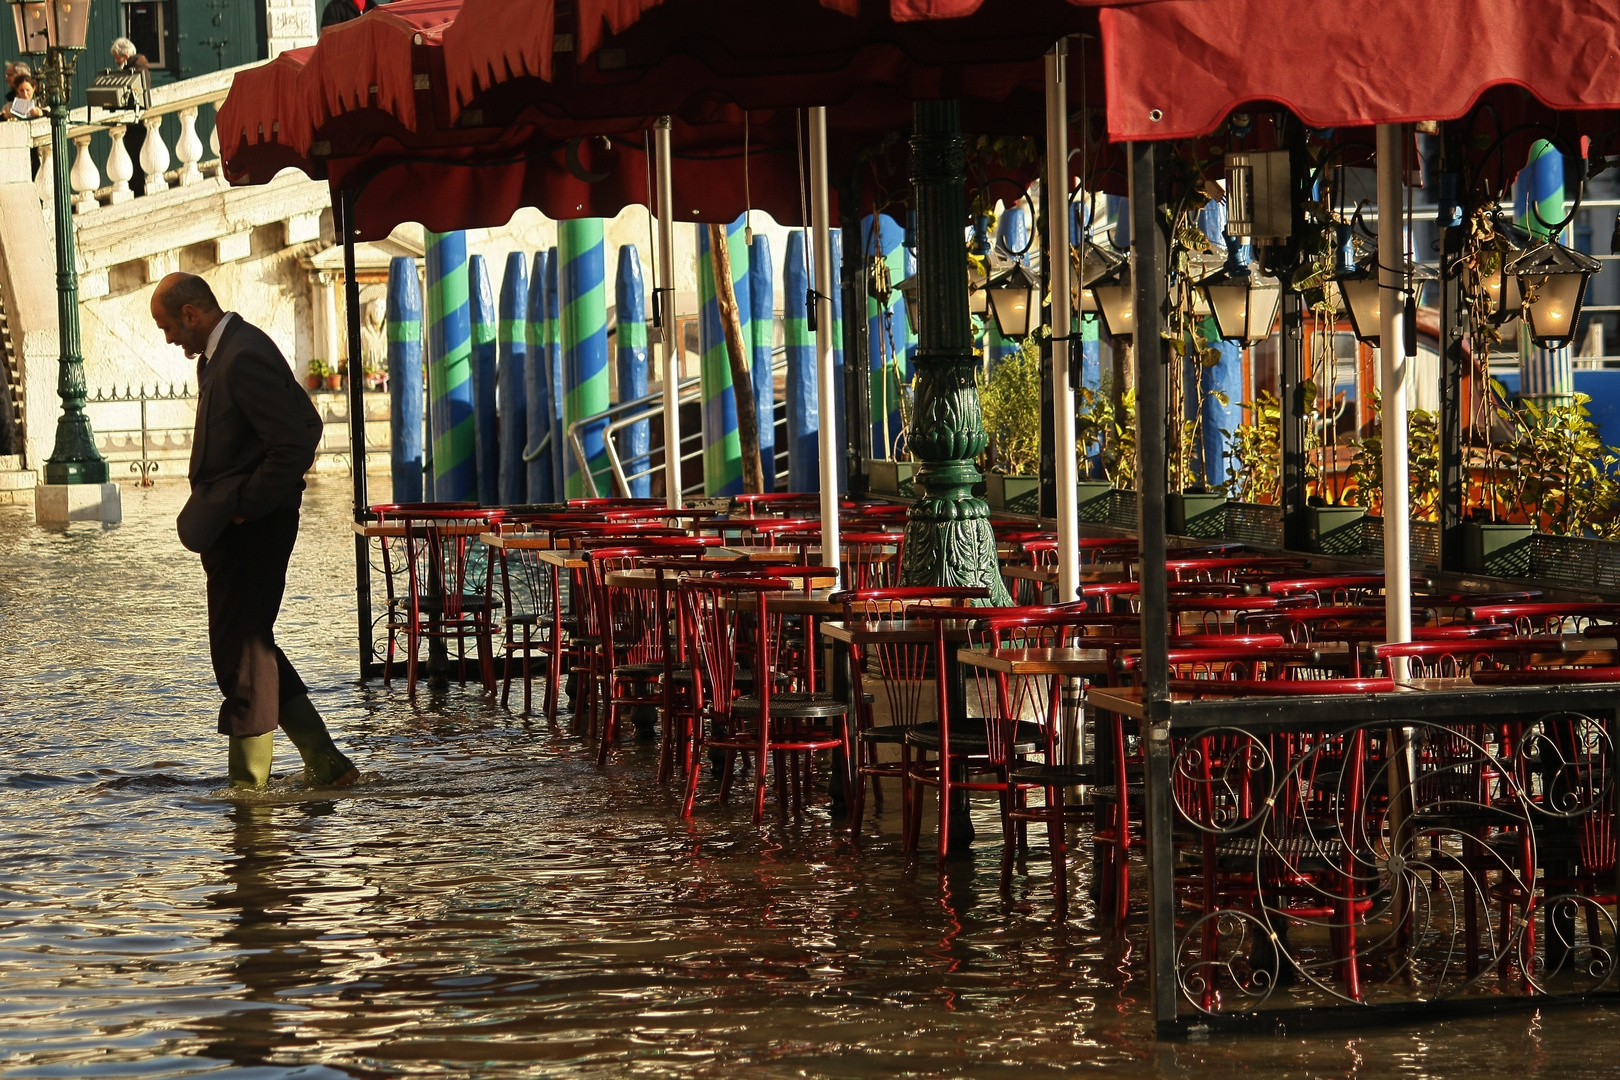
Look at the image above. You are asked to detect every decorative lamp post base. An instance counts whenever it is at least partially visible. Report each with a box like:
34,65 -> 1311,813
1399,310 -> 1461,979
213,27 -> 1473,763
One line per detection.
35,480 -> 121,524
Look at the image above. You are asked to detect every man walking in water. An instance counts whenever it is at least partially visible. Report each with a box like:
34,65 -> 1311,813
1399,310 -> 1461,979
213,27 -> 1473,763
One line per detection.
151,273 -> 359,790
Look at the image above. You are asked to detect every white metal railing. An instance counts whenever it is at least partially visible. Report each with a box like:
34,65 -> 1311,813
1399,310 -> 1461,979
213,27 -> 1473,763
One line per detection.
570,376 -> 703,498
29,63 -> 261,214
568,352 -> 794,499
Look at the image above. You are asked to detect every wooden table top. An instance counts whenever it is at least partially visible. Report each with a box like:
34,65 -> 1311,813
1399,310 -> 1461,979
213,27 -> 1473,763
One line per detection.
354,521 -> 487,538
820,618 -> 979,645
717,588 -> 844,616
956,646 -> 1113,676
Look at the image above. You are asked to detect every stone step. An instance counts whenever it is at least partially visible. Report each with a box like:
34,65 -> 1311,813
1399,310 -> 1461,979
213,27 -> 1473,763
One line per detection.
0,454 -> 21,470
0,484 -> 33,507
0,468 -> 34,491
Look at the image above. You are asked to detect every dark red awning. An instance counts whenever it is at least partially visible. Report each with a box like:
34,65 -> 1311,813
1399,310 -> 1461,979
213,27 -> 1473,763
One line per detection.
1098,0 -> 1620,141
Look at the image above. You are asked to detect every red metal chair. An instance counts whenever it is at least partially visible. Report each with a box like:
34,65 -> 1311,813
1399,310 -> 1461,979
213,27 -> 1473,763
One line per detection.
399,512 -> 499,695
832,586 -> 990,838
679,575 -> 848,822
586,540 -> 717,764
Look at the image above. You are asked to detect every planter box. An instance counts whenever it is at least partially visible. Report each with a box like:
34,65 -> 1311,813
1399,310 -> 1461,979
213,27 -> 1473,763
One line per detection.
1076,480 -> 1114,524
1462,522 -> 1533,578
1168,493 -> 1228,539
983,473 -> 1040,514
1223,502 -> 1284,548
1526,532 -> 1620,590
1362,517 -> 1442,569
1109,488 -> 1138,531
869,459 -> 915,497
1304,505 -> 1366,555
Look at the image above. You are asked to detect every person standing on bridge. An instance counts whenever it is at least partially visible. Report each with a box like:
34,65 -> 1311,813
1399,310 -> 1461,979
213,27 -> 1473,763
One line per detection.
151,273 -> 360,791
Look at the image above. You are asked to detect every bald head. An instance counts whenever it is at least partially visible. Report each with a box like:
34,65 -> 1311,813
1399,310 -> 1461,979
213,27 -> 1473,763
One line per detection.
151,273 -> 224,358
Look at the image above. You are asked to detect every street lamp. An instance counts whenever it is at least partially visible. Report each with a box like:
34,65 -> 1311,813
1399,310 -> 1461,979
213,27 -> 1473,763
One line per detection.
12,0 -> 107,485
1087,275 -> 1135,339
1508,239 -> 1601,349
983,260 -> 1038,340
1334,258 -> 1434,347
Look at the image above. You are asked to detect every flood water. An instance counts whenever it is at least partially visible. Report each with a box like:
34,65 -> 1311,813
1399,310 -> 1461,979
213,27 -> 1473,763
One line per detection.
4,477 -> 1620,1078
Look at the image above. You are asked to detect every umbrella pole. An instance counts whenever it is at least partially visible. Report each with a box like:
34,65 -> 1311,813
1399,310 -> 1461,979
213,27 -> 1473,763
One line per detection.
1046,41 -> 1079,603
809,106 -> 842,583
339,188 -> 373,680
655,117 -> 682,509
1377,123 -> 1413,656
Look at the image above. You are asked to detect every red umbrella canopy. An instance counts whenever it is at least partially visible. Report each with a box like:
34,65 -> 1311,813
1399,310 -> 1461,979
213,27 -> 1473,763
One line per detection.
1097,0 -> 1620,141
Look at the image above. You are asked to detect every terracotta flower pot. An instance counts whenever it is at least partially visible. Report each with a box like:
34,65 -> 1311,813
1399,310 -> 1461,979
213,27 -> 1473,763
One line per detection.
305,375 -> 322,390
326,373 -> 343,390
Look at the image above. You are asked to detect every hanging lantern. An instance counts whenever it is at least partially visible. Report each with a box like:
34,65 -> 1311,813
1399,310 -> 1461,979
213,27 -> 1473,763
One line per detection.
8,0 -> 88,50
984,261 -> 1038,340
1088,281 -> 1135,339
1509,240 -> 1601,349
1335,265 -> 1382,345
1483,255 -> 1523,325
1199,265 -> 1282,344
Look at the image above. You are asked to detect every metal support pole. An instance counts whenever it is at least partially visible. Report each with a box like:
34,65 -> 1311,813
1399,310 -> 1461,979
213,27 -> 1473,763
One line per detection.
655,117 -> 682,509
1130,140 -> 1178,1033
41,46 -> 107,486
339,189 -> 374,679
898,100 -> 1010,603
809,106 -> 842,582
1279,291 -> 1307,549
1046,40 -> 1080,602
1438,127 -> 1467,572
840,173 -> 870,498
1377,123 -> 1413,651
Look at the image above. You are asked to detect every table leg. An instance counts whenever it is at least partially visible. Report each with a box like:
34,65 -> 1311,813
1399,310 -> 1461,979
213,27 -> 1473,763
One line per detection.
829,634 -> 851,815
945,647 -> 975,853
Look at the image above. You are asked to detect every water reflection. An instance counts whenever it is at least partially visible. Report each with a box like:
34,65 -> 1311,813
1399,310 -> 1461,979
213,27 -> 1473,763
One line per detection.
3,482 -> 1620,1078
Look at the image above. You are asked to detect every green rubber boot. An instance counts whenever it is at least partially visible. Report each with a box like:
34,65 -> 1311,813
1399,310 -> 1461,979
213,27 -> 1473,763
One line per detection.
278,694 -> 358,787
227,732 -> 274,790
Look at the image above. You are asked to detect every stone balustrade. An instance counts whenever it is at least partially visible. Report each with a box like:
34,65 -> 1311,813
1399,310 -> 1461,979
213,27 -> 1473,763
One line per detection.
27,64 -> 249,215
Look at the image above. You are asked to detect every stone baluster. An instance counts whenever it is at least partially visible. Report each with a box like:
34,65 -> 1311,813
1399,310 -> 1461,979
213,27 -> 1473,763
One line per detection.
34,140 -> 52,214
140,115 -> 170,195
175,107 -> 203,185
106,125 -> 134,204
70,134 -> 100,213
209,103 -> 221,161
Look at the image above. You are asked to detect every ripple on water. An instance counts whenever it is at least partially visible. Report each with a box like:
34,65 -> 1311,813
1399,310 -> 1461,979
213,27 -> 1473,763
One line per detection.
6,484 -> 1620,1078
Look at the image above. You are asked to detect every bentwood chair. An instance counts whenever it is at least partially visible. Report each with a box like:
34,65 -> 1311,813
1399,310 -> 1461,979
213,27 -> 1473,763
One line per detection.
400,511 -> 499,695
833,586 -> 990,838
680,575 -> 847,823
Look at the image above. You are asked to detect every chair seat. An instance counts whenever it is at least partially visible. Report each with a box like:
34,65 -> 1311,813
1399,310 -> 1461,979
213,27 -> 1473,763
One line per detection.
906,720 -> 1042,755
862,722 -> 932,745
1088,782 -> 1145,804
612,662 -> 665,680
1011,762 -> 1101,786
733,691 -> 848,718
415,594 -> 493,614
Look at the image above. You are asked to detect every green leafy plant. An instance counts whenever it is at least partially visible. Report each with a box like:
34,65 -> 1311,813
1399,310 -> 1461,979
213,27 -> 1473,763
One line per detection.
1218,390 -> 1282,504
1491,387 -> 1620,537
307,358 -> 330,379
977,331 -> 1043,475
1076,384 -> 1139,485
1344,390 -> 1441,520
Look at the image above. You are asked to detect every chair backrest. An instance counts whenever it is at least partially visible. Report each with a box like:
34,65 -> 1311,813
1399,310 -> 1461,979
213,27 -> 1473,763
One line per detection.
840,532 -> 904,592
679,576 -> 793,717
402,513 -> 491,620
835,585 -> 989,622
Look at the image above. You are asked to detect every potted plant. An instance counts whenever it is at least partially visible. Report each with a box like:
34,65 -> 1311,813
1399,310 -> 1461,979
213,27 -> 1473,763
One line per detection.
978,330 -> 1041,512
306,358 -> 328,391
1075,385 -> 1123,522
328,359 -> 346,391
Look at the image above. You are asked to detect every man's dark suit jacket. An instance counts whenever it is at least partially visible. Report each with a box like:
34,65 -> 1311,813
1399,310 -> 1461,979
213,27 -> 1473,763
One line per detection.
178,316 -> 323,554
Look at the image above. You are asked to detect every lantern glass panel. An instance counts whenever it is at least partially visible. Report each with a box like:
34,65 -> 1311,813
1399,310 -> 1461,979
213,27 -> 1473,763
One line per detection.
1339,273 -> 1382,345
1522,272 -> 1587,347
1246,274 -> 1283,343
1090,284 -> 1135,339
13,0 -> 50,52
968,284 -> 987,316
52,0 -> 89,48
1202,279 -> 1250,341
987,278 -> 1034,340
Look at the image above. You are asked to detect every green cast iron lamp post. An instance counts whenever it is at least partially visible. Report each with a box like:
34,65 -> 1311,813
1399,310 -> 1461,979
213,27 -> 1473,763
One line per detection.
12,0 -> 107,484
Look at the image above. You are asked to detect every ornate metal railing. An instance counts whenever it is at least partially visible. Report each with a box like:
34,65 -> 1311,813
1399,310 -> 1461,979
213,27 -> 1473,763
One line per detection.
1114,683 -> 1620,1035
84,382 -> 194,485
